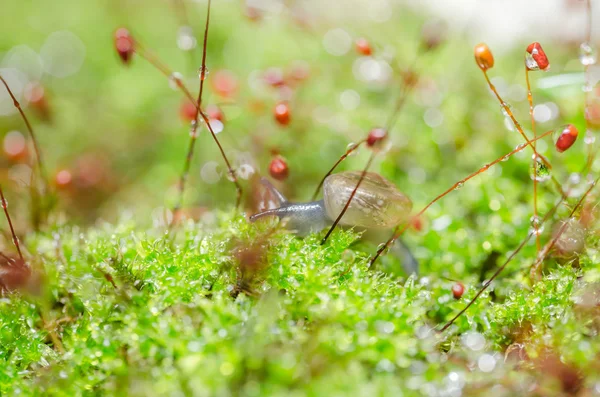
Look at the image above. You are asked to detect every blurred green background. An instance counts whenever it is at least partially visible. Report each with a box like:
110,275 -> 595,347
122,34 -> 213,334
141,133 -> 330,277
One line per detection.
0,0 -> 595,272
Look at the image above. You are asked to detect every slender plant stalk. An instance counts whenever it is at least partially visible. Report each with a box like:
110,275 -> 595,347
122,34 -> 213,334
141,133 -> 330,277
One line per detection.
311,139 -> 366,201
525,69 -> 541,252
0,185 -> 23,261
369,129 -> 555,268
441,172 -> 600,332
583,0 -> 596,171
320,56 -> 419,243
482,71 -> 552,170
0,76 -> 47,187
131,9 -> 242,215
320,152 -> 375,245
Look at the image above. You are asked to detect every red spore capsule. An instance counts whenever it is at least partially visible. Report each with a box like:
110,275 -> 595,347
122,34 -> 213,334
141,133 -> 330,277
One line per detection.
55,169 -> 73,188
264,67 -> 285,87
366,128 -> 387,151
211,69 -> 239,98
206,104 -> 224,122
269,156 -> 289,181
274,102 -> 291,125
555,124 -> 579,153
525,42 -> 550,71
355,38 -> 372,56
474,43 -> 494,71
114,28 -> 134,64
452,282 -> 465,299
179,101 -> 197,122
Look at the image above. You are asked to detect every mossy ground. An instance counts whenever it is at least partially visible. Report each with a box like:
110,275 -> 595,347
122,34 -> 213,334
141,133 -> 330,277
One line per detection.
1,212 -> 599,396
1,0 -> 600,395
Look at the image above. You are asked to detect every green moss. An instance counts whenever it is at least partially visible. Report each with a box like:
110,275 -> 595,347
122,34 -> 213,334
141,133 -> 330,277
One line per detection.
0,215 -> 598,395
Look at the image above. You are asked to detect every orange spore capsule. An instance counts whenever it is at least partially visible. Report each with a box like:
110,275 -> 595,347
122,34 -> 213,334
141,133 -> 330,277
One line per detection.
114,28 -> 134,64
274,102 -> 291,125
269,156 -> 289,181
452,282 -> 465,299
355,38 -> 372,56
474,43 -> 494,71
525,42 -> 550,71
555,124 -> 579,153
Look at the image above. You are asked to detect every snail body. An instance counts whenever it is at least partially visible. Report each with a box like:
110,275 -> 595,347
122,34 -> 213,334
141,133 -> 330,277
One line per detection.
249,171 -> 418,274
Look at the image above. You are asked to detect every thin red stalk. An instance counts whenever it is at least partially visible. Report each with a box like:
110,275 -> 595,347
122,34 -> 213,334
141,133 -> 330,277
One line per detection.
132,15 -> 242,213
369,128 -> 555,268
311,54 -> 418,202
0,185 -> 24,261
311,139 -> 366,201
318,59 -> 418,241
320,152 -> 375,245
482,71 -> 552,170
172,0 -> 216,225
583,0 -> 595,171
441,173 -> 600,332
0,75 -> 47,189
525,69 -> 541,253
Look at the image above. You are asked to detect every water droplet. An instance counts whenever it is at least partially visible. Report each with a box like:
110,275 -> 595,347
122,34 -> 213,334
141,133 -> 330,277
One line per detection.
584,131 -> 596,145
454,182 -> 464,190
500,102 -> 512,117
177,26 -> 197,51
346,142 -> 360,156
530,215 -> 545,235
529,155 -> 551,182
566,172 -> 588,198
501,154 -> 510,162
514,143 -> 526,151
376,242 -> 390,255
198,66 -> 209,81
169,72 -> 183,90
225,169 -> 236,182
462,332 -> 486,351
579,42 -> 597,66
209,119 -> 224,134
237,164 -> 255,180
478,354 -> 496,373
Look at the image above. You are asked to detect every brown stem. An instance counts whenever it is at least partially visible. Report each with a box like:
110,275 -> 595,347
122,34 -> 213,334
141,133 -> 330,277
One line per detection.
482,71 -> 551,170
171,0 -> 213,225
321,152 -> 375,245
131,8 -> 242,214
369,128 -> 555,268
0,75 -> 47,190
525,69 -> 541,253
311,139 -> 366,201
311,53 -> 418,202
0,185 -> 23,261
441,172 -> 600,332
583,0 -> 596,172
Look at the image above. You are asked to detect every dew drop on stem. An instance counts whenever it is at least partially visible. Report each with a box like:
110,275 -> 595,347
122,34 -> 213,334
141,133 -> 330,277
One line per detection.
169,72 -> 183,90
346,142 -> 359,156
579,43 -> 597,66
198,66 -> 209,81
529,215 -> 544,235
529,155 -> 551,182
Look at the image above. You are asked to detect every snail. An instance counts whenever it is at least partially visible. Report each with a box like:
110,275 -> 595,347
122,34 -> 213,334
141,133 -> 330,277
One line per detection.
249,171 -> 419,274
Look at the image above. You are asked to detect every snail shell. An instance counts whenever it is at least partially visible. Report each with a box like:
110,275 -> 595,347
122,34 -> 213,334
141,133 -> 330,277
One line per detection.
323,171 -> 412,228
